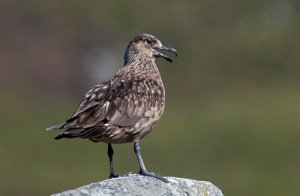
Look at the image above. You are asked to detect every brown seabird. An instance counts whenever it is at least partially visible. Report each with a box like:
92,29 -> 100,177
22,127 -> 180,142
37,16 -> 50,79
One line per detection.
47,33 -> 177,182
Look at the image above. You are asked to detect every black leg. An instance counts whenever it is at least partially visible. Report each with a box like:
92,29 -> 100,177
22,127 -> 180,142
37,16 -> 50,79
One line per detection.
107,144 -> 118,178
134,142 -> 168,183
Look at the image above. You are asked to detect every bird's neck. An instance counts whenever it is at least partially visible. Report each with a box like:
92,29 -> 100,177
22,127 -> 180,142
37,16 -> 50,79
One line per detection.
119,57 -> 162,82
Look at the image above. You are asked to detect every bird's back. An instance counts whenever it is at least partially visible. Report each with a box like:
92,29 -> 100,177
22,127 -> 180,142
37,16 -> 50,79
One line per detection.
52,59 -> 165,144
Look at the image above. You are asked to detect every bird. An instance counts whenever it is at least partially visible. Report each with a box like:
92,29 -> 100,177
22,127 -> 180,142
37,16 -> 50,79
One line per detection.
46,33 -> 177,183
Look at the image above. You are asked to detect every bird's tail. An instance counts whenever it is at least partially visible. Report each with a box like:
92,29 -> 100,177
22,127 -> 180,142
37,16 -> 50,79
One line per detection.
46,123 -> 66,131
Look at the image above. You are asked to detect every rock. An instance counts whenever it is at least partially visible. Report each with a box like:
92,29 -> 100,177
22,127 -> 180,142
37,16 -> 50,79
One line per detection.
52,174 -> 224,196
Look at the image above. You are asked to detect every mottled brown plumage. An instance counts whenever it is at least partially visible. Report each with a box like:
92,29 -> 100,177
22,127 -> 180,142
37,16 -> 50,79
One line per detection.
47,33 -> 177,182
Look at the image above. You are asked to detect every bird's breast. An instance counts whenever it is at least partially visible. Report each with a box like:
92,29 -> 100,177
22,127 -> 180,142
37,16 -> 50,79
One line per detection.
103,70 -> 166,143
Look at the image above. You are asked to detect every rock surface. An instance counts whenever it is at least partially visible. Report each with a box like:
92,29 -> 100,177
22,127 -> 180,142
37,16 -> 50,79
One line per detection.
52,174 -> 224,196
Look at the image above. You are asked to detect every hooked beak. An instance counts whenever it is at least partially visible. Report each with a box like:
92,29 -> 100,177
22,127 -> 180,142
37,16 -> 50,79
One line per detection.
154,45 -> 177,62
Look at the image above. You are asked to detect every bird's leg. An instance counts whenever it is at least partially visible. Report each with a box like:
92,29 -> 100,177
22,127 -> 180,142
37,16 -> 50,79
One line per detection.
107,144 -> 118,178
134,142 -> 169,183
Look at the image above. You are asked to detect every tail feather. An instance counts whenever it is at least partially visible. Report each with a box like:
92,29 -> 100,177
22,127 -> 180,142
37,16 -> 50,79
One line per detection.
54,128 -> 92,140
46,123 -> 66,131
54,129 -> 83,140
54,133 -> 72,140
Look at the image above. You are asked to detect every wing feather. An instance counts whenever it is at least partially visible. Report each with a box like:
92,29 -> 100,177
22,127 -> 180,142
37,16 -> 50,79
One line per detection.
54,78 -> 162,140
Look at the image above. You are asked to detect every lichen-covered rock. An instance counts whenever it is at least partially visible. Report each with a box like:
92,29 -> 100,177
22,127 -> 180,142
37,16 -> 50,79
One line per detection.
52,174 -> 224,196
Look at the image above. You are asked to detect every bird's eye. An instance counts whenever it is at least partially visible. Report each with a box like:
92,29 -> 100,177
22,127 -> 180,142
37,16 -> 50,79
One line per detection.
145,39 -> 152,45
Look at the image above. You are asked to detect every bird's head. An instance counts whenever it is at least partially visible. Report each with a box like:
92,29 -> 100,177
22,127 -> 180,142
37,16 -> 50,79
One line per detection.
124,34 -> 177,66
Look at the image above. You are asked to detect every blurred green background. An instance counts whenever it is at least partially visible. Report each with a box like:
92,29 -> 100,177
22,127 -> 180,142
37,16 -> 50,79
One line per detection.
1,0 -> 299,195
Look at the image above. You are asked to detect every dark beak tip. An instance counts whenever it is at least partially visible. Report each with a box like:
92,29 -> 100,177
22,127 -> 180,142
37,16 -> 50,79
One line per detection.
168,47 -> 177,57
155,45 -> 177,62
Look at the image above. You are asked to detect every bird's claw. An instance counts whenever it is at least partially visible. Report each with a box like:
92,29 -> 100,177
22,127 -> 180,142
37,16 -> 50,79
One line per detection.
138,170 -> 169,183
109,173 -> 119,178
